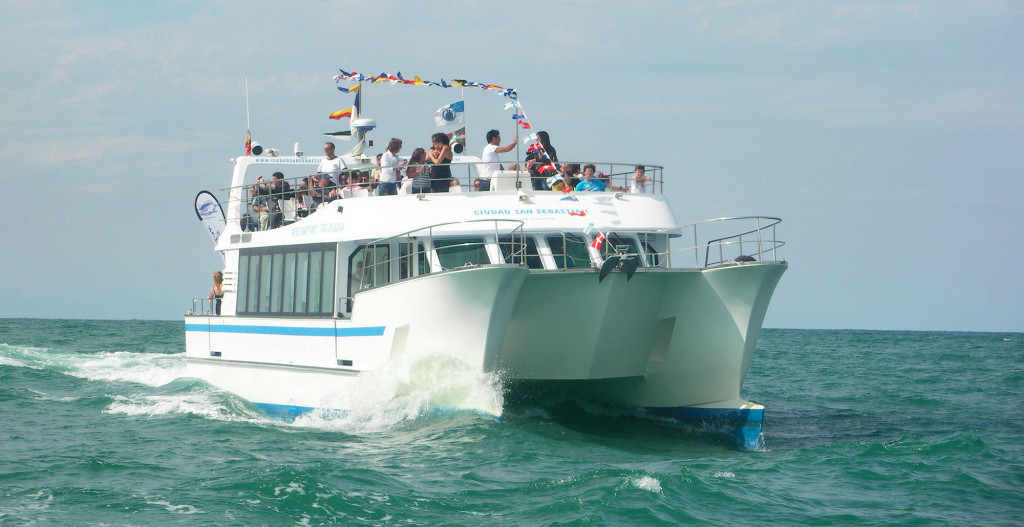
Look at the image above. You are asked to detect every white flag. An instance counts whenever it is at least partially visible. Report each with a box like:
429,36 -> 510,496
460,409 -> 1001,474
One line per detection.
435,100 -> 465,127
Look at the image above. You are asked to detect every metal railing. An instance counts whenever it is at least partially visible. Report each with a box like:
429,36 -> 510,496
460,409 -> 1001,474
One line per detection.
355,219 -> 528,293
662,216 -> 784,268
574,217 -> 784,270
213,160 -> 666,232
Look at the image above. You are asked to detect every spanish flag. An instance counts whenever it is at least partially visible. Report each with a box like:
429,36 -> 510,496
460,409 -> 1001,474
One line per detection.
245,129 -> 251,155
329,108 -> 353,120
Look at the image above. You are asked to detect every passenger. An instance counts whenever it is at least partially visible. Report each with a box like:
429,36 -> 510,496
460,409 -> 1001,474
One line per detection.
251,184 -> 271,230
478,129 -> 518,191
399,161 -> 414,194
473,178 -> 484,192
310,174 -> 334,207
242,184 -> 258,231
574,164 -> 607,191
407,147 -> 431,194
295,179 -> 311,217
343,171 -> 364,193
269,172 -> 291,228
426,132 -> 453,193
378,138 -> 405,196
370,153 -> 383,186
317,142 -> 347,184
450,177 -> 462,188
536,131 -> 558,163
208,271 -> 224,315
550,163 -> 580,192
331,173 -> 350,199
630,165 -> 652,193
598,170 -> 629,192
358,171 -> 371,190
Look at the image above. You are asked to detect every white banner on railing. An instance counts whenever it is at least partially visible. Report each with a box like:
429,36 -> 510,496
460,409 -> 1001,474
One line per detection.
194,190 -> 226,265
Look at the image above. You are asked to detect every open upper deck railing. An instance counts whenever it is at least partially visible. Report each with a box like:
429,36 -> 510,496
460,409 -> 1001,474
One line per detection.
218,159 -> 665,230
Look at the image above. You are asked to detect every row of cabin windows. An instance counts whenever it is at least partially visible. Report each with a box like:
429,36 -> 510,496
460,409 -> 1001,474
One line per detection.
236,243 -> 336,316
235,234 -> 664,317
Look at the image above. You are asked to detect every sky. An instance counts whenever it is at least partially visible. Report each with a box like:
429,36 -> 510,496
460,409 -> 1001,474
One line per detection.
1,1 -> 1022,332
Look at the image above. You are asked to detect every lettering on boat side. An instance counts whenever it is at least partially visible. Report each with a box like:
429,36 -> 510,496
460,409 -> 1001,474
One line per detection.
251,157 -> 321,165
290,223 -> 345,237
473,208 -> 588,217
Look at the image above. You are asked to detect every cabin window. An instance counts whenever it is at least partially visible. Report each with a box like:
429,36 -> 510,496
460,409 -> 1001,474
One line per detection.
236,243 -> 337,317
349,244 -> 391,295
434,238 -> 489,270
246,254 -> 260,313
547,234 -> 590,269
270,253 -> 284,313
399,242 -> 429,279
498,235 -> 542,269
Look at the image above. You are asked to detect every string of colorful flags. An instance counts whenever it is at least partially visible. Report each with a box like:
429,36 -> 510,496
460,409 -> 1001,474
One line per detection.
333,69 -> 518,100
324,69 -> 610,247
329,68 -> 548,160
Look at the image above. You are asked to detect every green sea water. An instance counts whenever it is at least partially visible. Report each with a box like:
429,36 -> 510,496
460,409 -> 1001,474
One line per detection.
1,319 -> 1022,526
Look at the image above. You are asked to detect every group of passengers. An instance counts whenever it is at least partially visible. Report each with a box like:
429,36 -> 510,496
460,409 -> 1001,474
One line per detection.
378,133 -> 457,195
243,131 -> 655,231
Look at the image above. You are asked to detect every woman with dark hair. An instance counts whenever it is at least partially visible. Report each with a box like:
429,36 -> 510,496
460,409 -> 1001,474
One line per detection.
537,131 -> 558,163
407,147 -> 431,194
426,132 -> 453,192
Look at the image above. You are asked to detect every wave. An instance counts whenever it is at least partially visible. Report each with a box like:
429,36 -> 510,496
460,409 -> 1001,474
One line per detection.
291,352 -> 504,434
0,342 -> 185,387
103,388 -> 269,424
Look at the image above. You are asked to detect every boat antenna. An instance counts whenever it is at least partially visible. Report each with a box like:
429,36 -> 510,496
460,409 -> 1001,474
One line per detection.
245,74 -> 250,132
244,74 -> 252,156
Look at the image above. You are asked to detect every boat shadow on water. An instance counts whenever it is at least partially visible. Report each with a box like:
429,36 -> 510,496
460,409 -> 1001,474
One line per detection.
502,383 -> 762,454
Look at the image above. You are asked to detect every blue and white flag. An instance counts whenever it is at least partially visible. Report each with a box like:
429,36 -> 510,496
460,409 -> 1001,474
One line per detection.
195,190 -> 226,265
435,100 -> 465,127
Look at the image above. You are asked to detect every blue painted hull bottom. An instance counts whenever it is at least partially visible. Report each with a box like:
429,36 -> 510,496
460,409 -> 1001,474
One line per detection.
645,405 -> 765,452
252,401 -> 765,451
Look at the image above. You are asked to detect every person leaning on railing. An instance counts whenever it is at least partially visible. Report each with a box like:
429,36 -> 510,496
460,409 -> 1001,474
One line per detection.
427,133 -> 453,193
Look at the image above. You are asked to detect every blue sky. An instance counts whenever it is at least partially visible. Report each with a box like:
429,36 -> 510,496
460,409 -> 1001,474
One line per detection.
1,1 -> 1021,331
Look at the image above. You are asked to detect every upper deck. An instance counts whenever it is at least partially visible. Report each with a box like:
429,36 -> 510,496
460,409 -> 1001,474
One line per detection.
218,154 -> 670,247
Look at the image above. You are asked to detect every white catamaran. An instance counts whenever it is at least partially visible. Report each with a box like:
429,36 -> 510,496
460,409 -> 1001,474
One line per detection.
185,77 -> 787,450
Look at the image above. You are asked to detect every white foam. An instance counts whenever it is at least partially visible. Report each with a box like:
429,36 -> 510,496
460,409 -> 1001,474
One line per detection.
0,342 -> 185,387
274,482 -> 306,496
104,391 -> 268,424
627,475 -> 663,493
291,352 -> 503,434
144,498 -> 202,515
64,351 -> 185,386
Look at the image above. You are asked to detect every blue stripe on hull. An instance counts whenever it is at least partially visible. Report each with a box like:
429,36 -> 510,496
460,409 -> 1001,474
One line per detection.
253,402 -> 318,419
184,324 -> 386,337
647,405 -> 765,452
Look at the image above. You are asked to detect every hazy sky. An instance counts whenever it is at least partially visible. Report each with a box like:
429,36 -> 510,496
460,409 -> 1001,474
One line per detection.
1,1 -> 1021,332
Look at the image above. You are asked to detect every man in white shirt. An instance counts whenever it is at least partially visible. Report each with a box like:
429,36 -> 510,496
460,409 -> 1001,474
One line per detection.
316,142 -> 347,184
477,129 -> 517,191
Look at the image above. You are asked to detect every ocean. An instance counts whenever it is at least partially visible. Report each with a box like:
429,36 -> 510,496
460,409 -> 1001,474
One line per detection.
1,319 -> 1021,526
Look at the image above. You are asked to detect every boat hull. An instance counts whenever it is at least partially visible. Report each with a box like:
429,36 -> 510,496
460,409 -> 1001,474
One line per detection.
185,265 -> 528,410
498,261 -> 786,449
